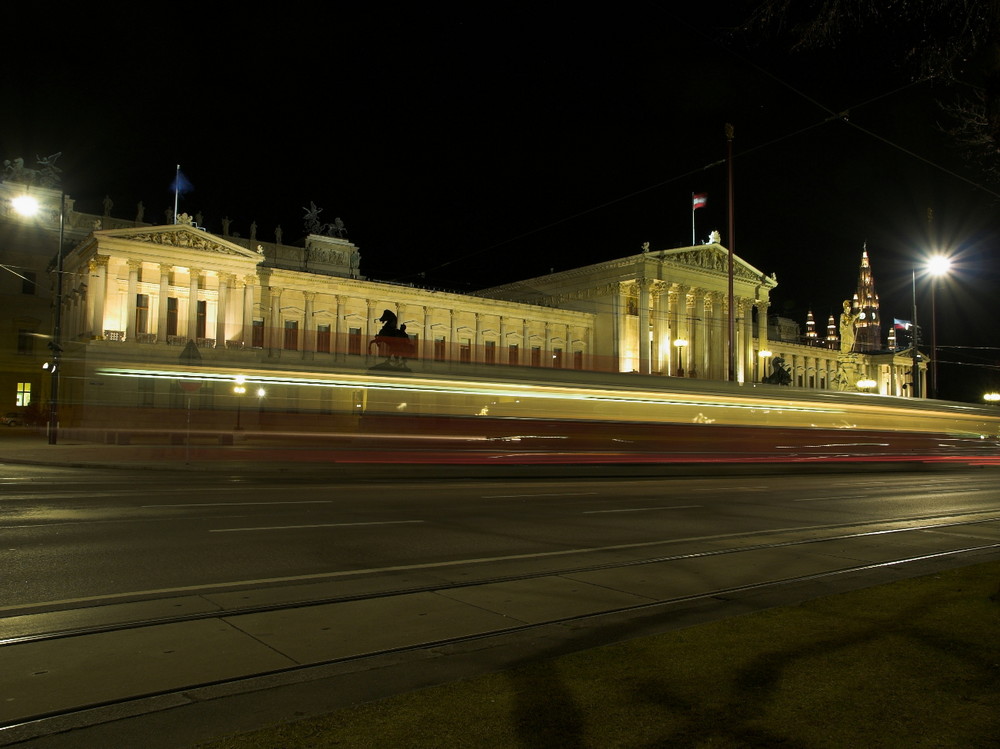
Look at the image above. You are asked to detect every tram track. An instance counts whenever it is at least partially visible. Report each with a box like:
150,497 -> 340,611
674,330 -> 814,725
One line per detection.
4,507 -> 999,646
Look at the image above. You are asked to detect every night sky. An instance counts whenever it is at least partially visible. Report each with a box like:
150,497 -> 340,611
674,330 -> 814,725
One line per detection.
5,4 -> 999,401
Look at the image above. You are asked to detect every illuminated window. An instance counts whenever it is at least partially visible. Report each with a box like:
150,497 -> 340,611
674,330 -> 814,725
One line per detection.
283,320 -> 299,350
316,324 -> 331,353
196,300 -> 207,338
166,298 -> 178,336
135,294 -> 149,334
16,382 -> 31,407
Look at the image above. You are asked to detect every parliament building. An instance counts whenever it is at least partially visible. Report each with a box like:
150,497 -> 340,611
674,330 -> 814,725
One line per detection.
0,172 -> 925,434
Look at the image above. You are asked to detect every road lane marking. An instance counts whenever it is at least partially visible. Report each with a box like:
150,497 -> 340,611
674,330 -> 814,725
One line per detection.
584,505 -> 701,514
794,496 -> 859,502
210,520 -> 425,533
482,492 -> 598,498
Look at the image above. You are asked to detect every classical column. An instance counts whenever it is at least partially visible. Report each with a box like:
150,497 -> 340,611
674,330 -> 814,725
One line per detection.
420,306 -> 430,360
154,264 -> 170,341
449,309 -> 456,361
474,312 -> 483,363
522,318 -> 530,364
303,291 -> 316,357
638,279 -> 651,375
216,273 -> 232,347
651,282 -> 667,374
89,256 -> 108,338
366,300 -> 377,358
610,283 -> 622,371
242,276 -> 256,346
186,268 -> 201,341
269,288 -> 283,351
334,294 -> 345,358
125,260 -> 141,341
499,315 -> 509,364
742,299 -> 754,383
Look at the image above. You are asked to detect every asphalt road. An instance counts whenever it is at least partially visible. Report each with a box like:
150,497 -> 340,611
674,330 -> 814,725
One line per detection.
4,464 -> 999,614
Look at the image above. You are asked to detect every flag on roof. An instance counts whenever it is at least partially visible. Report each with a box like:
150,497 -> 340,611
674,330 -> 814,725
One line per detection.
893,318 -> 911,330
692,193 -> 707,210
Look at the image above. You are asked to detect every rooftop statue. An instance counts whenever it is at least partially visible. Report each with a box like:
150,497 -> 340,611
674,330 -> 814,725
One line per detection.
2,153 -> 63,187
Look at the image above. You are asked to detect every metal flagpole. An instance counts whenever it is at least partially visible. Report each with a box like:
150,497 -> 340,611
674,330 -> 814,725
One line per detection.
691,192 -> 695,245
726,123 -> 736,382
173,164 -> 180,224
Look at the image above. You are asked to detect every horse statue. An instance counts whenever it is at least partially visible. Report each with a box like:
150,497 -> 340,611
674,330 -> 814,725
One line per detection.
761,356 -> 792,386
369,309 -> 416,371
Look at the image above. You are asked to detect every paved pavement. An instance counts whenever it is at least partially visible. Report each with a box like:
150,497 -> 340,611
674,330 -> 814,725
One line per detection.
2,429 -> 998,748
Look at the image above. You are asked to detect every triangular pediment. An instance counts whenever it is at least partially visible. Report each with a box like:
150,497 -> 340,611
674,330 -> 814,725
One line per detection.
659,244 -> 774,285
94,224 -> 264,261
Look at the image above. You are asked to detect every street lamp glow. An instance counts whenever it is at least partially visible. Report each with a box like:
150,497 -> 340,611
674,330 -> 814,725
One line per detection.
984,392 -> 1000,403
758,350 -> 772,359
856,378 -> 877,391
927,255 -> 952,276
11,195 -> 39,217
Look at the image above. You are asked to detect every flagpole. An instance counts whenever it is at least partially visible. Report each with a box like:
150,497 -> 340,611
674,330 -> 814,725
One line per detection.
173,164 -> 180,224
691,192 -> 695,245
726,123 -> 736,383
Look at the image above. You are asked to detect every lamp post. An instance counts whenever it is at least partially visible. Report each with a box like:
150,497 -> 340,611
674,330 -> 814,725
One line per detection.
926,255 -> 951,399
674,338 -> 688,378
983,392 -> 1000,404
12,192 -> 65,444
758,349 -> 772,382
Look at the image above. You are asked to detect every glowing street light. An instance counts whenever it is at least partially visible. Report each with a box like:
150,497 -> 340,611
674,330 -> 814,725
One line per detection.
926,255 -> 952,400
983,392 -> 1000,404
13,191 -> 65,444
758,349 -> 772,383
674,338 -> 688,378
856,378 -> 877,392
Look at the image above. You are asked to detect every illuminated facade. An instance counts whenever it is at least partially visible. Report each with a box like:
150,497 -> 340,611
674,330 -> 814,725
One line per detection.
1,177 -> 929,432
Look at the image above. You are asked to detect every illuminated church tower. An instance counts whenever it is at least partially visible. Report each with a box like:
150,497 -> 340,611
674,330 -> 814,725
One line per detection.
851,245 -> 881,352
805,310 -> 818,344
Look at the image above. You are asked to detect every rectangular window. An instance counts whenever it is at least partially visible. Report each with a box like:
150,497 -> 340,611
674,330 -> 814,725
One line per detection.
252,319 -> 264,348
434,336 -> 446,362
484,340 -> 496,364
552,347 -> 563,369
531,346 -> 542,367
283,320 -> 299,350
459,338 -> 471,363
16,382 -> 31,407
17,329 -> 33,355
21,272 -> 36,295
348,327 -> 362,355
508,343 -> 519,366
196,300 -> 207,338
166,297 -> 178,336
574,351 -> 583,370
135,294 -> 149,334
316,324 -> 331,353
408,333 -> 419,358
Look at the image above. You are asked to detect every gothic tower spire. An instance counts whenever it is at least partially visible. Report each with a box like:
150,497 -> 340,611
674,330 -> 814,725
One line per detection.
852,243 -> 881,352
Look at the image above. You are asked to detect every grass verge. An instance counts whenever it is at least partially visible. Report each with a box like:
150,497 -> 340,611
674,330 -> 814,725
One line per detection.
200,561 -> 1000,748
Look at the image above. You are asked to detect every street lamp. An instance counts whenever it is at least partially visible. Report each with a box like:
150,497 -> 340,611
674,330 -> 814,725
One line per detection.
758,349 -> 772,382
984,392 -> 1000,404
674,338 -> 688,378
926,255 -> 951,399
856,378 -> 877,392
13,192 -> 65,444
